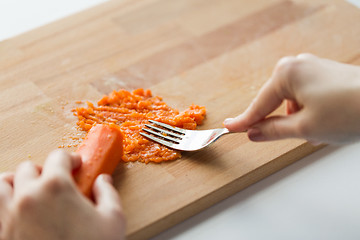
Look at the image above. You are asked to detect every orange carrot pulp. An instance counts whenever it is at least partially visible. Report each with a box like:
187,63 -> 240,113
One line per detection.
73,124 -> 124,198
73,88 -> 206,163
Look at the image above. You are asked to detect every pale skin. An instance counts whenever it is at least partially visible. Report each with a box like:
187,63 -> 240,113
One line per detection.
224,53 -> 360,144
0,150 -> 125,240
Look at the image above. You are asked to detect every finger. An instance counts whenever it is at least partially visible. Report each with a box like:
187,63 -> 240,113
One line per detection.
0,172 -> 14,186
247,113 -> 305,141
14,161 -> 40,190
0,172 -> 15,201
42,150 -> 81,180
224,80 -> 285,132
93,174 -> 123,219
70,152 -> 81,162
0,173 -> 14,226
70,152 -> 82,171
296,53 -> 317,60
224,57 -> 297,132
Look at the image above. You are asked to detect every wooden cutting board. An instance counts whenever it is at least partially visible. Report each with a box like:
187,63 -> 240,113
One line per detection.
1,0 -> 360,239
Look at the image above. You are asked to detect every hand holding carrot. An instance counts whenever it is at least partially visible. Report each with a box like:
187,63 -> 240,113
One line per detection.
224,54 -> 360,144
0,150 -> 125,240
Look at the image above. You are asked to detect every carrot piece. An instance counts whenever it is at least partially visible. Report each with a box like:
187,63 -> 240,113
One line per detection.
73,124 -> 124,198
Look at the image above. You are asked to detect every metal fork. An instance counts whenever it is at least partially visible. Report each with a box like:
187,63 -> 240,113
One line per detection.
140,120 -> 231,151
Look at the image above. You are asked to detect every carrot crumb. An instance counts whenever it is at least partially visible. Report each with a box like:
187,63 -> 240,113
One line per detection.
73,89 -> 206,163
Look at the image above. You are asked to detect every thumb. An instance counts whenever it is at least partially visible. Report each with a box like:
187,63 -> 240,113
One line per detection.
247,113 -> 304,141
93,174 -> 123,219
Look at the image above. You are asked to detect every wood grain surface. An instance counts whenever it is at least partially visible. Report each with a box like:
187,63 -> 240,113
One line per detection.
1,0 -> 360,239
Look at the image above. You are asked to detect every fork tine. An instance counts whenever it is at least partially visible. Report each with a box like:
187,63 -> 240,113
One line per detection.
142,128 -> 181,144
148,120 -> 186,134
140,132 -> 177,149
144,124 -> 183,139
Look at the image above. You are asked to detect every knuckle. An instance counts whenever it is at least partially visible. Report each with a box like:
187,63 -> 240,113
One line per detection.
276,54 -> 316,78
49,148 -> 67,156
276,56 -> 297,73
15,193 -> 36,212
17,160 -> 34,170
274,56 -> 300,87
48,149 -> 71,163
275,56 -> 312,89
42,175 -> 72,194
281,58 -> 299,76
296,53 -> 315,60
278,56 -> 296,64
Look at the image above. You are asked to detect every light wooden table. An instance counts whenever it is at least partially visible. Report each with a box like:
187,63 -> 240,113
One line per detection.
1,1 -> 360,240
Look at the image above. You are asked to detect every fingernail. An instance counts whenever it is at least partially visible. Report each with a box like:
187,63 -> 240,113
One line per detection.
223,118 -> 234,126
248,128 -> 266,141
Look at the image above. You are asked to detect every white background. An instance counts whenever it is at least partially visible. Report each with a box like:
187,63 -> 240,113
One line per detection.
1,1 -> 360,239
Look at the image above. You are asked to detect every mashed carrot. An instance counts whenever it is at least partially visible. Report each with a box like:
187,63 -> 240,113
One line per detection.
73,89 -> 206,163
